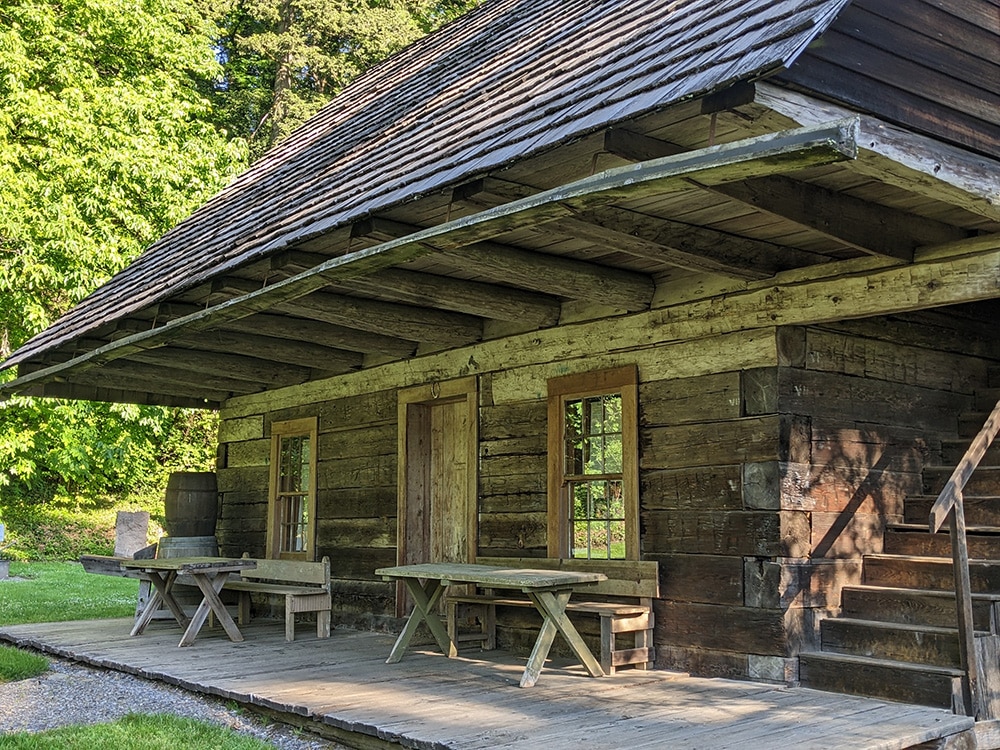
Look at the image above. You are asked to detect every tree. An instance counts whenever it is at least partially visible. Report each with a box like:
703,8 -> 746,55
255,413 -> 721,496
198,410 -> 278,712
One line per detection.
0,0 -> 247,503
207,0 -> 480,158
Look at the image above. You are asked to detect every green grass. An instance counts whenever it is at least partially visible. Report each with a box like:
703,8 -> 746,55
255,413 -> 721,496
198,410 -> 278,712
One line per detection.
0,562 -> 139,625
0,644 -> 48,682
0,713 -> 279,749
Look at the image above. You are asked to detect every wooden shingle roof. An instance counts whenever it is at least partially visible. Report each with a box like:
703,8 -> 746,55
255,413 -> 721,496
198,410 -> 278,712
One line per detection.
2,0 -> 852,372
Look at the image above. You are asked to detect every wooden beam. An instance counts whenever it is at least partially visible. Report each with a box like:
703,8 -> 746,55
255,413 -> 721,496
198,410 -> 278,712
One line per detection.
106,360 -> 261,394
275,292 -> 483,346
754,82 -> 1000,222
330,269 -> 561,326
566,206 -> 827,277
22,380 -> 221,409
172,331 -> 363,372
604,128 -> 964,262
127,347 -> 314,387
711,175 -> 966,261
353,217 -> 654,309
456,178 -> 822,279
1,121 -> 861,397
441,242 -> 654,309
45,369 -> 232,405
220,314 -> 416,359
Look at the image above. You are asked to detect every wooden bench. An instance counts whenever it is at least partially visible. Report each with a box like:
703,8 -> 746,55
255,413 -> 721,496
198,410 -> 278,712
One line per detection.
446,556 -> 658,674
214,554 -> 332,642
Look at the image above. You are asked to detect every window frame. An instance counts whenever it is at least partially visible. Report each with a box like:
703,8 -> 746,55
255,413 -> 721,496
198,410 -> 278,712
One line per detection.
266,416 -> 318,561
547,365 -> 639,560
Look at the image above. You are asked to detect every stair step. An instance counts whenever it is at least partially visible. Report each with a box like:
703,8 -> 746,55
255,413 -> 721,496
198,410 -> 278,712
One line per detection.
799,651 -> 964,710
840,585 -> 999,631
941,439 -> 1000,465
820,617 -> 965,668
884,524 -> 1000,558
959,411 -> 999,439
905,495 -> 1000,527
922,466 -> 1000,496
863,554 -> 1000,593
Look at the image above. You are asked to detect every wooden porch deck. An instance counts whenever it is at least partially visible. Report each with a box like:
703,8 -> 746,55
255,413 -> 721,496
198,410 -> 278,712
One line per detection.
0,618 -> 979,749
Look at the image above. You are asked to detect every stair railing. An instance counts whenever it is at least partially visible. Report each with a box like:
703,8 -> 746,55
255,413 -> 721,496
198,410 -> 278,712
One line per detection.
928,398 -> 1000,717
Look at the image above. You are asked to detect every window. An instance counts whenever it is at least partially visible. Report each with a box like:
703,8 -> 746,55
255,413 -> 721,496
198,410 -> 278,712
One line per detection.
548,366 -> 639,560
267,417 -> 317,560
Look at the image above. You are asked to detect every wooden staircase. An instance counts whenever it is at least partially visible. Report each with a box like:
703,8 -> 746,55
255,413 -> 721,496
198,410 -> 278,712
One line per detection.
800,389 -> 1000,714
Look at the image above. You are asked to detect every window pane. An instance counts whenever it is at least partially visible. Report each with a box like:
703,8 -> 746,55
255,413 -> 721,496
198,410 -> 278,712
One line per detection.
569,478 -> 625,559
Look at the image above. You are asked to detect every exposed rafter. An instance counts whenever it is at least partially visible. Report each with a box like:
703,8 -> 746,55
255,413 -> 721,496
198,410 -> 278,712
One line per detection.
354,218 -> 655,309
127,347 -> 315,387
603,127 -> 967,262
172,330 -> 363,373
275,292 -> 483,346
219,313 -> 417,359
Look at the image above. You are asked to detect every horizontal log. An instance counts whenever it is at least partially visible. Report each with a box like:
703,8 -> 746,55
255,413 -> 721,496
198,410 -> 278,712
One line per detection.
217,466 -> 269,493
806,328 -> 987,394
655,601 -> 792,655
744,558 -> 862,609
641,466 -> 744,511
642,510 -> 809,557
277,291 -> 482,347
479,471 -> 546,496
656,645 -> 749,680
640,371 -> 742,427
318,424 -> 395,460
479,401 -> 546,441
645,553 -> 744,605
218,416 -> 264,443
775,460 -> 918,515
317,518 -> 395,549
225,439 -> 269,468
478,491 -> 546,514
478,512 -> 547,551
479,434 -> 547,458
221,313 -> 416,358
316,486 -> 396,519
333,268 -> 561,327
316,455 -> 395,490
641,415 -> 785,470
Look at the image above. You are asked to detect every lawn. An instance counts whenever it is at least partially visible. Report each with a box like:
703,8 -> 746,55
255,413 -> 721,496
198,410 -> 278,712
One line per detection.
0,562 -> 138,625
0,563 -> 296,749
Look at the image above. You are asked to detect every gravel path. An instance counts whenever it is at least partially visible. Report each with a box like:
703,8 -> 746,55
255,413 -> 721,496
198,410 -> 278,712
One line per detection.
0,655 -> 349,749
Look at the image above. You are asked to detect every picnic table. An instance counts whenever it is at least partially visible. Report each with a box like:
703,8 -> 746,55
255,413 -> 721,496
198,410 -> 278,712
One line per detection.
120,556 -> 256,647
376,561 -> 607,687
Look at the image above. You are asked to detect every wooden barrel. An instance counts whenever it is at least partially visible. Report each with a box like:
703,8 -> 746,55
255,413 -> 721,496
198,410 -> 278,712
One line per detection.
163,472 -> 218,538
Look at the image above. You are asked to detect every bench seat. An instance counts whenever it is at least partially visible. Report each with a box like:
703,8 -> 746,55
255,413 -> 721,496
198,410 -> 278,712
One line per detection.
446,557 -> 658,674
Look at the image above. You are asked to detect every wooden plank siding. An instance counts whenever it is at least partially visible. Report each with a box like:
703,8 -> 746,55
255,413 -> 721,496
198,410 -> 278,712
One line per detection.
215,304 -> 1000,683
779,0 -> 1000,160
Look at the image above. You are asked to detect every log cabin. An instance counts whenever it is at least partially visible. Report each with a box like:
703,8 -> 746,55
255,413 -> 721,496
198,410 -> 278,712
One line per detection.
3,0 -> 1000,720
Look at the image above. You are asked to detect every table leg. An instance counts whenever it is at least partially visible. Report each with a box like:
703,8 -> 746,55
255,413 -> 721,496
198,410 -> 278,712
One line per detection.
525,589 -> 606,685
386,578 -> 455,663
131,571 -> 188,636
179,571 -> 239,647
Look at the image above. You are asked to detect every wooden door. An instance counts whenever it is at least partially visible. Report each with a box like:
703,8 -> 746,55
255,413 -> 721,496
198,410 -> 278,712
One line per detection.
397,377 -> 478,615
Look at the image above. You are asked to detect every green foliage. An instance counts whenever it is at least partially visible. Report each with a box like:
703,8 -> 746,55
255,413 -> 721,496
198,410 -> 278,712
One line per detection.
0,713 -> 279,749
0,644 -> 49,682
0,562 -> 139,623
0,0 -> 247,353
207,0 -> 481,156
0,0 -> 235,521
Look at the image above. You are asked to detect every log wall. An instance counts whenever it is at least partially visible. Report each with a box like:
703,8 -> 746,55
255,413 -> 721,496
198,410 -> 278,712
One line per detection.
215,309 -> 999,679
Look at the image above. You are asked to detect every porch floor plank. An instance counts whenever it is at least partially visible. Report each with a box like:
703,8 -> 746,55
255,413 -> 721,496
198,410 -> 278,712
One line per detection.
0,618 -> 976,750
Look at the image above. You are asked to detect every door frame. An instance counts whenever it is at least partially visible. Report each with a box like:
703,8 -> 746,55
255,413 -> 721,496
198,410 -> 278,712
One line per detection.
396,376 -> 479,612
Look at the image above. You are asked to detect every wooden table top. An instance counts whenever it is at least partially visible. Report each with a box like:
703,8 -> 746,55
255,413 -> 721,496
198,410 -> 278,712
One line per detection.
375,562 -> 606,589
120,557 -> 257,573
